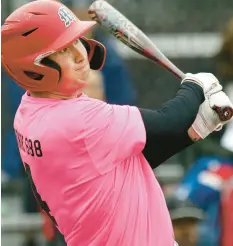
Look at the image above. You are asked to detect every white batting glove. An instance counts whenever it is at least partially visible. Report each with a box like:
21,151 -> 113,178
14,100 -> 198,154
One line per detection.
190,91 -> 233,140
181,73 -> 222,98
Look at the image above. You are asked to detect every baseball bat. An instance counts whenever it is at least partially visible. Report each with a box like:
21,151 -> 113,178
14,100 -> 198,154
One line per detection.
88,0 -> 233,122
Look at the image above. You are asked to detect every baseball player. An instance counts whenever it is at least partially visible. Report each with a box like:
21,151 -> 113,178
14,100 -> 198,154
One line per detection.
166,196 -> 204,246
1,1 -> 233,245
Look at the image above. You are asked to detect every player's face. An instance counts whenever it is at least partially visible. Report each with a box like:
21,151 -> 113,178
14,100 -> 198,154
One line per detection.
48,39 -> 90,95
172,219 -> 198,246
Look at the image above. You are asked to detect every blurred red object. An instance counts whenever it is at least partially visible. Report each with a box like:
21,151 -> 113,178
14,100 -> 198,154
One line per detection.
220,177 -> 233,246
41,210 -> 56,241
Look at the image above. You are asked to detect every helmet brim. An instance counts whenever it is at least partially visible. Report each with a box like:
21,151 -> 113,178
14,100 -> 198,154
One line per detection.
50,20 -> 96,52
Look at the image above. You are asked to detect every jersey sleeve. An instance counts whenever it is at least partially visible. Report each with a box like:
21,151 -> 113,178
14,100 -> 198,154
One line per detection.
82,100 -> 146,173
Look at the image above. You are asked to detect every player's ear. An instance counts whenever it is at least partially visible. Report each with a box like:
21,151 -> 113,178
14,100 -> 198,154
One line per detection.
80,37 -> 106,70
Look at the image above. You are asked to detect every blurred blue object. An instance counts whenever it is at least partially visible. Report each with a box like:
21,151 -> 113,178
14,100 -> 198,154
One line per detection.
6,78 -> 25,113
2,75 -> 25,178
176,156 -> 233,246
196,201 -> 220,246
2,130 -> 23,178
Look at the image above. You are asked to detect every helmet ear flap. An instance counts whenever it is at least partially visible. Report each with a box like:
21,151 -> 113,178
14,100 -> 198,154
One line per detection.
41,57 -> 61,80
81,38 -> 90,54
80,37 -> 106,70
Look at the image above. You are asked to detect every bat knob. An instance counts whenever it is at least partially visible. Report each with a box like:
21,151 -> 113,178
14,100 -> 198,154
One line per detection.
213,106 -> 233,122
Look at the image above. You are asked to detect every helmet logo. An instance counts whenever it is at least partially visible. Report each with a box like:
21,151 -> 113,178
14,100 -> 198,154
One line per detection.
58,6 -> 76,27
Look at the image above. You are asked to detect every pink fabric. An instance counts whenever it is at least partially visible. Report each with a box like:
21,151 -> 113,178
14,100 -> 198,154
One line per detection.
14,93 -> 174,246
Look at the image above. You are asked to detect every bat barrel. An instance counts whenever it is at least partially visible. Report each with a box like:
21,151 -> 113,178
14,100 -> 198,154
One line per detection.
88,1 -> 185,80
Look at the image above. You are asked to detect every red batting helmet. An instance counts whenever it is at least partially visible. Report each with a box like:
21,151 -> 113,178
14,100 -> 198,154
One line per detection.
1,0 -> 106,92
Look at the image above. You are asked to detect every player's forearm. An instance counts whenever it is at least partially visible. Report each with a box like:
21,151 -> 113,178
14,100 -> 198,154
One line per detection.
139,82 -> 204,168
140,82 -> 204,136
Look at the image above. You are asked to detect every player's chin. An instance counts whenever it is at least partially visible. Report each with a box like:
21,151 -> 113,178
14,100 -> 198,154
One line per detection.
76,67 -> 91,81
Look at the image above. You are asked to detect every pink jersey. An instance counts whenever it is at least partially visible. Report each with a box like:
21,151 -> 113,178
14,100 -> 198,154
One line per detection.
14,92 -> 174,246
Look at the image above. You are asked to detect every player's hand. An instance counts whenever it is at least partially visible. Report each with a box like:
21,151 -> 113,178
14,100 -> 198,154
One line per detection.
189,91 -> 233,140
181,73 -> 222,97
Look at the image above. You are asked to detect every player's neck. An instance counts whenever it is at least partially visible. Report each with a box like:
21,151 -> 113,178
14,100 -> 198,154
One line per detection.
29,91 -> 80,100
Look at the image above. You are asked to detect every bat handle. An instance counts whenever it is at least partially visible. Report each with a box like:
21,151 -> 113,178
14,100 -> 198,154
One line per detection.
213,105 -> 233,122
173,69 -> 185,80
168,68 -> 185,80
